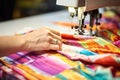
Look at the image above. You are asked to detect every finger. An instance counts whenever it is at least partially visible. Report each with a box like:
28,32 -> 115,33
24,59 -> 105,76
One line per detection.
46,36 -> 59,44
49,31 -> 62,50
51,39 -> 62,50
49,32 -> 62,42
50,38 -> 59,45
49,44 -> 60,51
58,40 -> 62,50
47,27 -> 61,36
48,37 -> 62,50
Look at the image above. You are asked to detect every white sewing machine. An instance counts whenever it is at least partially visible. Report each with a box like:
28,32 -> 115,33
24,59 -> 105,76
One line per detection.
56,0 -> 120,36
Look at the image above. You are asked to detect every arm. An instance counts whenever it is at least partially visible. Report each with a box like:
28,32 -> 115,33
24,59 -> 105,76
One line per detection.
0,36 -> 24,56
0,27 -> 62,57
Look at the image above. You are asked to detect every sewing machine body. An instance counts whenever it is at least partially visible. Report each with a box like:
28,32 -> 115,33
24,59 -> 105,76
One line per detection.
56,0 -> 120,36
56,0 -> 85,8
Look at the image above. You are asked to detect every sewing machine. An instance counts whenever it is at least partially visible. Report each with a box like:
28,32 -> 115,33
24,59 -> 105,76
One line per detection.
56,0 -> 120,36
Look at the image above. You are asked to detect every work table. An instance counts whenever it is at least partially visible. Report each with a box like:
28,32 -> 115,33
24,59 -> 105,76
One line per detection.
0,10 -> 74,36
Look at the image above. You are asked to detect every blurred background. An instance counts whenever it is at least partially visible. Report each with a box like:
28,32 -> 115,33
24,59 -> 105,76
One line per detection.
0,0 -> 65,21
0,0 -> 119,22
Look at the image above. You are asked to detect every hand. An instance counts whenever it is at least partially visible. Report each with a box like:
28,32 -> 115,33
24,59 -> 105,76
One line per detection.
21,27 -> 62,52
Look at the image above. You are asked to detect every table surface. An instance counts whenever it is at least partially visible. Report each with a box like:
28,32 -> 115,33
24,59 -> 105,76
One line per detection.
0,10 -> 77,36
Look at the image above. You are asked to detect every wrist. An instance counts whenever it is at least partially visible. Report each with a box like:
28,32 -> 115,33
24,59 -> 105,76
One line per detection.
14,35 -> 27,52
0,35 -> 27,56
19,35 -> 31,52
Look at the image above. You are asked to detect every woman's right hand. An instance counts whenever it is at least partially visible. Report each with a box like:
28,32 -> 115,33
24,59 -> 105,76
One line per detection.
21,27 -> 62,52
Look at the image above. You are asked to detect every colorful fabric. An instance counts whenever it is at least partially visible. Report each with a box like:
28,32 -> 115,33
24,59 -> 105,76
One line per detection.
0,10 -> 120,80
114,40 -> 120,48
0,33 -> 120,80
99,11 -> 120,42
